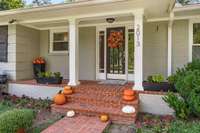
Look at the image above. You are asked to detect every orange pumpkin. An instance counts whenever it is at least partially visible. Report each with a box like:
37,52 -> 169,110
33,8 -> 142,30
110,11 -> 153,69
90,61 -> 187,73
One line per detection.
54,90 -> 66,105
100,115 -> 109,122
64,86 -> 72,90
63,89 -> 73,95
123,95 -> 135,101
63,86 -> 73,95
124,89 -> 135,96
17,128 -> 25,133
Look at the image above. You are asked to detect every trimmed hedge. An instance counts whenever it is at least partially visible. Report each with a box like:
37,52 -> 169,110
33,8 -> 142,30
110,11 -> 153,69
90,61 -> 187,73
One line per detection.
0,109 -> 35,133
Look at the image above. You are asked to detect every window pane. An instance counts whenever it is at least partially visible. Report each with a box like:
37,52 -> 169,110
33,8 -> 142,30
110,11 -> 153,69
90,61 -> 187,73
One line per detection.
193,23 -> 200,44
193,46 -> 200,60
0,26 -> 8,62
128,29 -> 134,74
54,32 -> 68,42
53,42 -> 68,51
99,31 -> 104,73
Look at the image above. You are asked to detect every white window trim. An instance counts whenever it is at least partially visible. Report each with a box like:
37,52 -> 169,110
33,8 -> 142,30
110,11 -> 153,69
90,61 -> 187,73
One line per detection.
49,28 -> 69,54
189,18 -> 200,62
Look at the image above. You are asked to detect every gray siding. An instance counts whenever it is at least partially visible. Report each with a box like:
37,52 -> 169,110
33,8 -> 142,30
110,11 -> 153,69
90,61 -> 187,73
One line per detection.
143,22 -> 168,80
39,27 -> 96,80
172,20 -> 189,73
16,25 -> 40,80
40,30 -> 69,79
79,27 -> 96,80
0,25 -> 16,80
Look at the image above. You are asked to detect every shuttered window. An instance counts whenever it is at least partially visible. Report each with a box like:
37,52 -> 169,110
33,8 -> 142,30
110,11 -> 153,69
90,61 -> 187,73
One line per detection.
0,26 -> 8,62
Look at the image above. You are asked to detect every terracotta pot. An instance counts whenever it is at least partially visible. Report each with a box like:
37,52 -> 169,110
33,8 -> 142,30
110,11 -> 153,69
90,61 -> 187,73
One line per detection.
17,128 -> 25,133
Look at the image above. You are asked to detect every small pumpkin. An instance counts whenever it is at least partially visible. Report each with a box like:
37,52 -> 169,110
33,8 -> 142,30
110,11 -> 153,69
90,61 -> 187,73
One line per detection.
64,86 -> 72,90
123,95 -> 135,101
17,128 -> 25,133
124,89 -> 135,96
100,115 -> 109,122
54,90 -> 66,105
63,86 -> 73,95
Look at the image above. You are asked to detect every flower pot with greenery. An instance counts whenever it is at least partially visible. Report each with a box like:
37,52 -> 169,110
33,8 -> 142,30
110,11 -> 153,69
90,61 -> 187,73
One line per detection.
36,72 -> 63,84
33,57 -> 46,78
143,74 -> 175,92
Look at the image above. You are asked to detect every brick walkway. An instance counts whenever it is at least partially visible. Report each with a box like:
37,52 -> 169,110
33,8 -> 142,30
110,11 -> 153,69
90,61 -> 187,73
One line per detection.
41,116 -> 110,133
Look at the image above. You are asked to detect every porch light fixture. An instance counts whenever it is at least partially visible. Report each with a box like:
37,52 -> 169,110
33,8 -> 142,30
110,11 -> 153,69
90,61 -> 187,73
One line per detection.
9,19 -> 17,24
106,18 -> 115,23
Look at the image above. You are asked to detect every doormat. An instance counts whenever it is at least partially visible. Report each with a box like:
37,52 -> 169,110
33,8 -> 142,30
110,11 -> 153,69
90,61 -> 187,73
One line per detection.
98,80 -> 127,85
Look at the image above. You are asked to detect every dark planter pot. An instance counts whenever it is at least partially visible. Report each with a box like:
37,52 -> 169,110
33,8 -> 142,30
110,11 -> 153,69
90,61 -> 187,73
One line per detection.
33,64 -> 45,78
36,77 -> 63,84
0,75 -> 7,84
143,82 -> 176,92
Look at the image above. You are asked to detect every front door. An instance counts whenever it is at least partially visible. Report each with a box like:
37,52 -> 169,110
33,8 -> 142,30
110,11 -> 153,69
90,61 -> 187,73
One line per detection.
106,27 -> 126,79
96,25 -> 134,81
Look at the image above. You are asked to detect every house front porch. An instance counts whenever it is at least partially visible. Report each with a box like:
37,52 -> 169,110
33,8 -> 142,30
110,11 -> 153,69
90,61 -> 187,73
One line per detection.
9,79 -> 139,124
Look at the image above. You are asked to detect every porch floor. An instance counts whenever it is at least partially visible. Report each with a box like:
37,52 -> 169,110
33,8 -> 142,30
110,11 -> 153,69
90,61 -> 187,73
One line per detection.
10,79 -> 139,124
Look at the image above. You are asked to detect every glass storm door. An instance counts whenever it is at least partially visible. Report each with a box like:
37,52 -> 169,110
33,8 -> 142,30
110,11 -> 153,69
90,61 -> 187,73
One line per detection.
106,27 -> 126,79
97,26 -> 134,81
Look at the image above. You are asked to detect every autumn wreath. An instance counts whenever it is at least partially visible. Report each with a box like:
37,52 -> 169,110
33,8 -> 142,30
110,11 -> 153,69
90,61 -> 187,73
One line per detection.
108,31 -> 124,48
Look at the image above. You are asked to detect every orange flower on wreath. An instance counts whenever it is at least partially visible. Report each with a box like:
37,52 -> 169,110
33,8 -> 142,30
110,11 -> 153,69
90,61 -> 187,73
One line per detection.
108,31 -> 124,48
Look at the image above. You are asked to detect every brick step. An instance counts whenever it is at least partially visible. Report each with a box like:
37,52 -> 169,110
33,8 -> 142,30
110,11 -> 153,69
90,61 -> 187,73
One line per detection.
72,85 -> 124,97
66,93 -> 139,108
51,102 -> 138,124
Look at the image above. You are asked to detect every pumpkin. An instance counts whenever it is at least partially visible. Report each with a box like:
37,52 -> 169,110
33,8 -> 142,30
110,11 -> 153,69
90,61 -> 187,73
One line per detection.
63,89 -> 73,95
63,86 -> 73,95
17,128 -> 25,133
123,95 -> 135,101
66,110 -> 75,118
64,86 -> 72,90
123,89 -> 135,96
100,115 -> 109,122
54,90 -> 66,105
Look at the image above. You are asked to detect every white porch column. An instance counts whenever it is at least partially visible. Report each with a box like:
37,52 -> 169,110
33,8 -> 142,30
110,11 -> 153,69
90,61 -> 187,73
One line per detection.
133,11 -> 144,91
167,13 -> 174,76
68,18 -> 80,86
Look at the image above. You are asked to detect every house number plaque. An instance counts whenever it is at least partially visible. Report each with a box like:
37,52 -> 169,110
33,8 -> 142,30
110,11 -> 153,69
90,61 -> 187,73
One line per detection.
136,24 -> 140,47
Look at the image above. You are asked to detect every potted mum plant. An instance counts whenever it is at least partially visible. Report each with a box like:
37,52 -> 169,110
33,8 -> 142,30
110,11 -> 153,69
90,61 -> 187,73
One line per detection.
143,74 -> 174,92
36,72 -> 63,84
32,57 -> 46,78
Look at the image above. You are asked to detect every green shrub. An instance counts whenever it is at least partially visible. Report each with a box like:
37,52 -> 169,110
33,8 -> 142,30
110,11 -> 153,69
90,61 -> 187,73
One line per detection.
0,109 -> 35,133
168,120 -> 200,133
163,92 -> 190,119
164,59 -> 200,119
147,74 -> 164,83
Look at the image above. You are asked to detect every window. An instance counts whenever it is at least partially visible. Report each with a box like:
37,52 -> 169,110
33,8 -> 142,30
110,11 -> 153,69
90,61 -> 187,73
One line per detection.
128,29 -> 134,74
50,29 -> 69,53
192,23 -> 200,60
0,26 -> 8,62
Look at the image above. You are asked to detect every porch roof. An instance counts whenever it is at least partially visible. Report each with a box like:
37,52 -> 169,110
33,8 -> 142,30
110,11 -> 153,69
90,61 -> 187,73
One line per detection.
0,0 -> 175,26
173,4 -> 200,20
